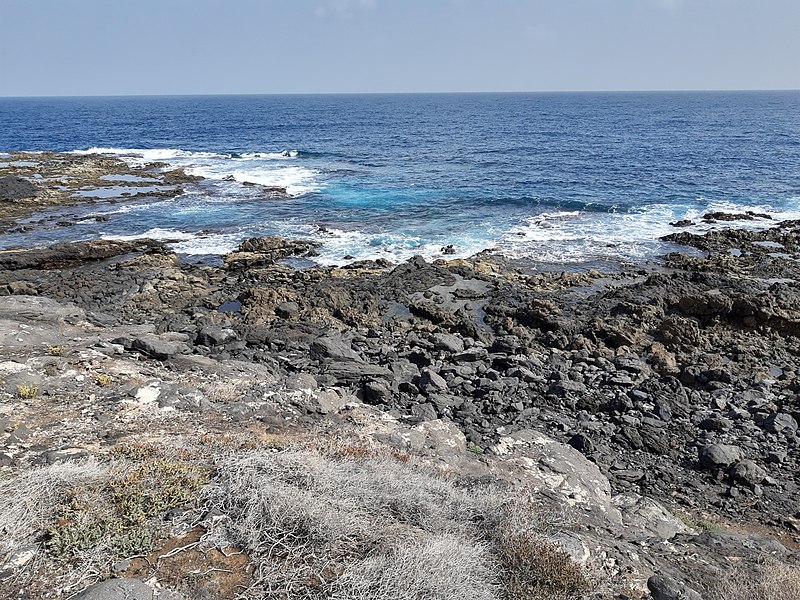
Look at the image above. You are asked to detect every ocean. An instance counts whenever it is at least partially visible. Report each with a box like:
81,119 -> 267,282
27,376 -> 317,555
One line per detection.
1,91 -> 799,268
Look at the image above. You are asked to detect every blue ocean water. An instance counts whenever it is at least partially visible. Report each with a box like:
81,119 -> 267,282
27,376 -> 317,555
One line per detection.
1,92 -> 799,267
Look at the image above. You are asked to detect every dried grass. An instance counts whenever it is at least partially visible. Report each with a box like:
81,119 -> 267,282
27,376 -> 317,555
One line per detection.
203,447 -> 594,600
706,563 -> 800,600
331,534 -> 499,600
0,460 -> 110,564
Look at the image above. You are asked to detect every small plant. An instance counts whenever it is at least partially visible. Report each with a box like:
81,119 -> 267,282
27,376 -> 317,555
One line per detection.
95,373 -> 114,387
467,442 -> 485,454
109,442 -> 160,462
676,511 -> 725,533
16,384 -> 39,400
45,344 -> 66,356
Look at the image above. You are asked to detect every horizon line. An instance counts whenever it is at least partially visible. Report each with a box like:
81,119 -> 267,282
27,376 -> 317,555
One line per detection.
1,87 -> 799,100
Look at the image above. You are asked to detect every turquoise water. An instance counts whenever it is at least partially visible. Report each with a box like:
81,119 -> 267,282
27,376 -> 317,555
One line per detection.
1,92 -> 799,266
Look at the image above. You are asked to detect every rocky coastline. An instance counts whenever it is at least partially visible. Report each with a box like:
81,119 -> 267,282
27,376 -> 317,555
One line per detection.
1,152 -> 799,599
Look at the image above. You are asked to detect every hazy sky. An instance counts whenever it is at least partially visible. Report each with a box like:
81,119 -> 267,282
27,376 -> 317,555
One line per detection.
1,0 -> 798,96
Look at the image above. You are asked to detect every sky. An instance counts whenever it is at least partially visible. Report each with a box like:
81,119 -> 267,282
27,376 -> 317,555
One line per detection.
0,0 -> 798,96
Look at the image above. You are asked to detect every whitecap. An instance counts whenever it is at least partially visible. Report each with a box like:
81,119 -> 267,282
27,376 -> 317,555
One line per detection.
72,147 -> 321,197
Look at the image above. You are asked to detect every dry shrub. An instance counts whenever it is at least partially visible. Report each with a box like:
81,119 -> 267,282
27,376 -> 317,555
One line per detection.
204,449 -> 502,598
0,447 -> 209,592
495,530 -> 590,600
203,448 -> 593,600
482,499 -> 591,600
199,379 -> 250,404
706,563 -> 800,600
331,534 -> 499,600
0,460 -> 110,565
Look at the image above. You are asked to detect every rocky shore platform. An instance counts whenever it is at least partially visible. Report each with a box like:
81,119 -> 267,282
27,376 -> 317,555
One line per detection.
1,153 -> 799,599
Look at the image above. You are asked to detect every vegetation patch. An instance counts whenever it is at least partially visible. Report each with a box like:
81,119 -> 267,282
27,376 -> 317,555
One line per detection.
15,383 -> 39,399
675,511 -> 725,533
706,563 -> 800,600
46,452 -> 209,560
203,447 -> 593,600
45,344 -> 66,356
94,373 -> 114,387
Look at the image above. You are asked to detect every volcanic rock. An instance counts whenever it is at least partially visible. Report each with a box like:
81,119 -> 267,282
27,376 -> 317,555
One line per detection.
697,444 -> 742,470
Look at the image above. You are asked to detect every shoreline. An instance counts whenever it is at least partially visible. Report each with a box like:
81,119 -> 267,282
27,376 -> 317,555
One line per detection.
2,152 -> 800,597
3,150 -> 790,271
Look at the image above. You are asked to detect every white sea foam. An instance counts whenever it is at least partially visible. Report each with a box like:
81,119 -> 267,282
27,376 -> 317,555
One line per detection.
73,147 -> 320,197
73,147 -> 225,162
100,228 -> 198,242
240,150 -> 300,159
99,228 -> 241,256
188,164 -> 319,197
495,199 -> 800,265
287,225 -> 491,266
169,233 -> 242,256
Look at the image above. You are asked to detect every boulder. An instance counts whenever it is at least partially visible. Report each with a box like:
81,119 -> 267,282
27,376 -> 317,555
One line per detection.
285,373 -> 318,391
647,574 -> 702,600
132,336 -> 188,360
613,495 -> 696,541
418,368 -> 448,393
275,301 -> 300,319
730,460 -> 767,487
310,335 -> 362,363
195,326 -> 237,347
73,578 -> 186,600
430,332 -> 465,353
698,444 -> 742,470
224,236 -> 320,269
489,430 -> 618,520
764,412 -> 798,435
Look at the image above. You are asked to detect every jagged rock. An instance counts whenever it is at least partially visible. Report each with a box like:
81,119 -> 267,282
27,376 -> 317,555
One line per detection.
195,326 -> 238,347
132,335 -> 188,360
647,574 -> 702,600
311,335 -> 362,362
224,236 -> 320,269
670,219 -> 695,227
678,293 -> 734,317
659,315 -> 701,347
698,443 -> 742,470
550,379 -> 587,396
730,459 -> 767,487
321,361 -> 391,383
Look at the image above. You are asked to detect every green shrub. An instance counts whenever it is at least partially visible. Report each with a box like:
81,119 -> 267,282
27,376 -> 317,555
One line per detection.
46,457 -> 209,558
